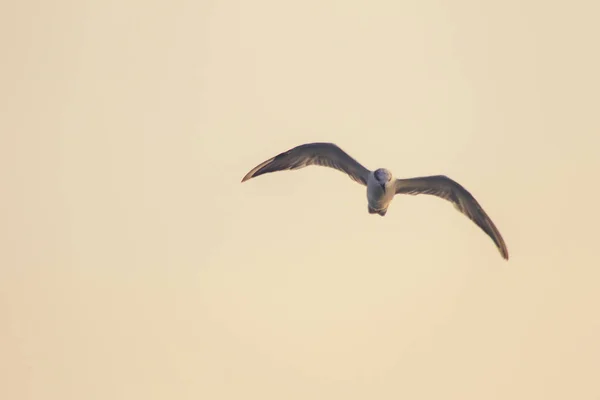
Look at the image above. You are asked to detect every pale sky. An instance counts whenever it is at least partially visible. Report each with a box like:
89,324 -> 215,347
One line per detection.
1,1 -> 600,399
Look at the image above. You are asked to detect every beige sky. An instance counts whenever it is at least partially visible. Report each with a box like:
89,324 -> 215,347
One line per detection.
2,0 -> 600,399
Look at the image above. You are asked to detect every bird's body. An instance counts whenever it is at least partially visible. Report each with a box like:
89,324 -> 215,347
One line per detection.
242,142 -> 509,260
367,169 -> 395,216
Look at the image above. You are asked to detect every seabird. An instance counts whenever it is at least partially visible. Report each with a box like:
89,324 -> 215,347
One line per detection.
241,142 -> 509,260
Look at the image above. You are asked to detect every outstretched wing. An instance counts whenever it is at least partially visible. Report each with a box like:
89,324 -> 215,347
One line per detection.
241,142 -> 371,186
394,175 -> 509,260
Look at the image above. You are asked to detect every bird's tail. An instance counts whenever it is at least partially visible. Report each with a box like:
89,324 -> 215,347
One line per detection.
368,205 -> 387,216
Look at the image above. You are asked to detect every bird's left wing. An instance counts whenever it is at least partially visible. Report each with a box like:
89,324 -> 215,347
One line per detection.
394,175 -> 509,260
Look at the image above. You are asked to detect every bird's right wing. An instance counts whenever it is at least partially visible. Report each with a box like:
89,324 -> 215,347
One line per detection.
241,142 -> 371,186
394,175 -> 509,260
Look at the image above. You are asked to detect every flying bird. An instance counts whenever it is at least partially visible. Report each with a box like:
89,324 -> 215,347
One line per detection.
241,142 -> 508,260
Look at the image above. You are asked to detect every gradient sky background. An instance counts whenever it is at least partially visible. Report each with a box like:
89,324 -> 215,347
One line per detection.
2,1 -> 600,399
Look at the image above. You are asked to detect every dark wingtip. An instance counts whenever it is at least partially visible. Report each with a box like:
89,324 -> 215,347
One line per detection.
241,173 -> 252,183
241,156 -> 276,183
499,244 -> 509,261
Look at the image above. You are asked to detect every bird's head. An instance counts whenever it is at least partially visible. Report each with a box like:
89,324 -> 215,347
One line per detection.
374,168 -> 393,189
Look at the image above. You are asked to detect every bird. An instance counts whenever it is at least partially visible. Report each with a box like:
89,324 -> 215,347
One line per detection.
241,142 -> 508,260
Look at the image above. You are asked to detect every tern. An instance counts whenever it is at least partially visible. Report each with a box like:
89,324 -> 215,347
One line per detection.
241,142 -> 508,260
